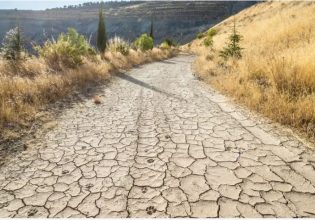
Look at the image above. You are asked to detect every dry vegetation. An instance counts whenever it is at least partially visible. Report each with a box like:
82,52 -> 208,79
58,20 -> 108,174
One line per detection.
0,48 -> 176,140
185,1 -> 315,140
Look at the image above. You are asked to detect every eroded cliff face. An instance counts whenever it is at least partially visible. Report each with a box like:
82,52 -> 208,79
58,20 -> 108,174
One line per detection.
0,1 -> 256,50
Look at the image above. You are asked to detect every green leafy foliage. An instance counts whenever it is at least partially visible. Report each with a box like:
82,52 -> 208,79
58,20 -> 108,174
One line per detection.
134,34 -> 153,51
207,28 -> 217,37
203,28 -> 217,47
97,2 -> 107,53
36,28 -> 96,68
203,37 -> 213,47
197,32 -> 206,39
160,38 -> 176,49
159,42 -> 170,50
1,26 -> 24,60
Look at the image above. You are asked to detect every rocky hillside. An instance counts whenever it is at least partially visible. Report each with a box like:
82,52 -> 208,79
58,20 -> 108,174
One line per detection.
0,1 -> 256,50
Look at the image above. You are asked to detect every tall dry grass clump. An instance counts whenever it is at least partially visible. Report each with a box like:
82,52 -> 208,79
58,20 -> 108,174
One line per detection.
188,1 -> 315,139
107,36 -> 130,55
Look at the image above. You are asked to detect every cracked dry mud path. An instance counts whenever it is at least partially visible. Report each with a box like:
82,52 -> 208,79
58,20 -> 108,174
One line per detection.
1,55 -> 315,218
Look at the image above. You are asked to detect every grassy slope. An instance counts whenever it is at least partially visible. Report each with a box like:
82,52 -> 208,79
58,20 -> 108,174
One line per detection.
0,48 -> 177,141
186,1 -> 315,141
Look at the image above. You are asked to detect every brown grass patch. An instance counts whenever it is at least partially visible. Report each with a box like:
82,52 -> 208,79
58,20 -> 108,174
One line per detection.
0,48 -> 177,141
186,1 -> 315,140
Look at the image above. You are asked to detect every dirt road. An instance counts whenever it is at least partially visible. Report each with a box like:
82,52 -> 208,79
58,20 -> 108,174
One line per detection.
0,55 -> 315,217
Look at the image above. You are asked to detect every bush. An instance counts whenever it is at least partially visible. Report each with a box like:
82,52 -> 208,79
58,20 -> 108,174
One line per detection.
203,37 -> 213,47
159,38 -> 176,49
207,28 -> 217,37
203,28 -> 217,47
134,34 -> 153,51
36,28 -> 95,69
107,36 -> 130,55
1,27 -> 24,60
159,42 -> 170,50
197,32 -> 206,39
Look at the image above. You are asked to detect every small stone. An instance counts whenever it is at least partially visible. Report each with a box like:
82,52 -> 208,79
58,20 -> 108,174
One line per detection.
62,170 -> 69,175
147,159 -> 154,163
86,183 -> 94,189
141,187 -> 148,194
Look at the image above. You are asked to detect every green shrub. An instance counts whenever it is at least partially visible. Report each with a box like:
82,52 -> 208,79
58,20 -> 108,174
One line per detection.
160,38 -> 175,49
134,34 -> 153,51
159,42 -> 170,50
197,32 -> 205,39
203,28 -> 217,47
107,36 -> 130,55
207,28 -> 217,38
1,26 -> 24,60
36,28 -> 95,68
203,37 -> 213,47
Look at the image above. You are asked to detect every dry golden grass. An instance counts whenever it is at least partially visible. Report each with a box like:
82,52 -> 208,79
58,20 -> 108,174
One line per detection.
186,1 -> 315,139
105,48 -> 176,69
0,48 -> 177,139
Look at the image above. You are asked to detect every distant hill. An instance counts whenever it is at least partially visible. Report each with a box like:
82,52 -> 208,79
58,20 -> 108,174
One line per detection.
0,1 -> 256,51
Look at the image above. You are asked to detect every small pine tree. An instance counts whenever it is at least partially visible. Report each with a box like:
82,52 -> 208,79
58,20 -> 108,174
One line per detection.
149,17 -> 154,39
97,1 -> 107,53
1,25 -> 24,60
220,17 -> 243,59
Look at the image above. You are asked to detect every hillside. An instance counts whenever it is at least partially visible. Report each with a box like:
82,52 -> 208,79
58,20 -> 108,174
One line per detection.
186,1 -> 315,141
0,1 -> 256,50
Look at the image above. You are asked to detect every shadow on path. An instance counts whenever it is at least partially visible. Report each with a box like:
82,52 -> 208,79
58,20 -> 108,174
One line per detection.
160,60 -> 176,64
115,72 -> 186,102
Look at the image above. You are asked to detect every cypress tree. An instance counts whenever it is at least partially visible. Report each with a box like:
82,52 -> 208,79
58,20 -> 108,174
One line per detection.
97,1 -> 107,53
149,17 -> 154,39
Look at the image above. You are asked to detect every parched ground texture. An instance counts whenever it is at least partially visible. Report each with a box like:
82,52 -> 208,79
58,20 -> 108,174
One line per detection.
0,55 -> 315,218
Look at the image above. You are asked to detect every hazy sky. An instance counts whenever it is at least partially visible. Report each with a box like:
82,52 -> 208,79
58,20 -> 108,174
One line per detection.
0,0 -> 103,10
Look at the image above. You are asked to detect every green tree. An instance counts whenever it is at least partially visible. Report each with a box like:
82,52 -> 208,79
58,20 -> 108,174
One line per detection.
1,25 -> 24,60
220,18 -> 243,59
97,1 -> 107,53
